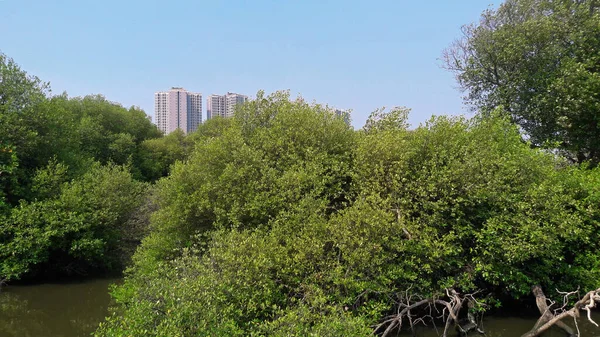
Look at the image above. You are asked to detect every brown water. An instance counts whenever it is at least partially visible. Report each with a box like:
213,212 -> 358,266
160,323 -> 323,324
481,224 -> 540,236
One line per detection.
0,278 -> 118,337
398,312 -> 600,337
0,280 -> 598,337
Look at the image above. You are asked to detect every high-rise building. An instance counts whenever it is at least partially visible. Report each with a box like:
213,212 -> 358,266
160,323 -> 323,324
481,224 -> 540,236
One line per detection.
207,94 -> 226,120
154,87 -> 202,134
225,92 -> 248,117
206,92 -> 248,120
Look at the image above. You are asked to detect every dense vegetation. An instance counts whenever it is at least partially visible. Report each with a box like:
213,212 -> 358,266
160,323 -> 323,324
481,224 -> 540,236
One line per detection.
0,53 -> 184,281
94,97 -> 600,336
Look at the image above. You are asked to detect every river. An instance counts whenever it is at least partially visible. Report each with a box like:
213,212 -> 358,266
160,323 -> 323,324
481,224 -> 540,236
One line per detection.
0,279 -> 598,337
0,278 -> 118,337
398,313 -> 600,336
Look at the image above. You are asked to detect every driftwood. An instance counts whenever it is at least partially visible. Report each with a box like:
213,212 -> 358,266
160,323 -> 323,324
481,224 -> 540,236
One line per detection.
527,285 -> 576,336
521,286 -> 600,337
373,288 -> 485,337
373,285 -> 600,337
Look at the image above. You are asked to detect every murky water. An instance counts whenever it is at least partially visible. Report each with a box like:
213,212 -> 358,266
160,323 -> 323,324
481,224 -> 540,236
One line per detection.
0,278 -> 119,337
398,311 -> 600,336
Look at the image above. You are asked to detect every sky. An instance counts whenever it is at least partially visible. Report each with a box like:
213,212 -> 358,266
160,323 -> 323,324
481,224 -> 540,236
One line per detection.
0,0 -> 497,129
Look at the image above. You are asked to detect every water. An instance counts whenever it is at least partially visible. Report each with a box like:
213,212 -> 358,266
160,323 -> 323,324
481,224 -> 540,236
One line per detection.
0,278 -> 119,337
0,280 -> 598,337
398,312 -> 600,336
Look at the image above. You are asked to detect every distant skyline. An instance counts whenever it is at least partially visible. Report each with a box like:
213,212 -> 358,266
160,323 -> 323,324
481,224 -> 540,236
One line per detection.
0,0 -> 498,129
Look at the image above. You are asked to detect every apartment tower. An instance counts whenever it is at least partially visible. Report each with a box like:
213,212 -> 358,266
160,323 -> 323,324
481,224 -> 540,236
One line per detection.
154,87 -> 202,134
207,92 -> 248,120
207,94 -> 226,120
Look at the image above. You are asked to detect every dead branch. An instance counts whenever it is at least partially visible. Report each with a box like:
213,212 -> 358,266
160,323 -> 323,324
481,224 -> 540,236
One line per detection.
521,286 -> 600,337
529,285 -> 575,336
373,288 -> 486,337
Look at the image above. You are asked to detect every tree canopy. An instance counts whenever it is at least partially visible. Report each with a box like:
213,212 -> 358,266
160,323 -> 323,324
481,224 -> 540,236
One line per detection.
0,53 -> 169,281
96,96 -> 600,336
443,0 -> 600,164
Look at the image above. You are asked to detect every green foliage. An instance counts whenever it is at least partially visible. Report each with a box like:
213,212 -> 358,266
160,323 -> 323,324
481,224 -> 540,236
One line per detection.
444,0 -> 600,164
356,111 -> 599,296
0,144 -> 18,213
0,53 -> 48,113
363,106 -> 410,133
259,304 -> 372,337
3,47 -> 599,336
0,163 -> 147,281
95,98 -> 600,336
97,221 -> 377,336
0,53 -> 51,205
31,158 -> 69,200
0,53 -> 172,282
56,95 -> 162,167
137,91 -> 354,263
135,129 -> 194,181
0,59 -> 162,205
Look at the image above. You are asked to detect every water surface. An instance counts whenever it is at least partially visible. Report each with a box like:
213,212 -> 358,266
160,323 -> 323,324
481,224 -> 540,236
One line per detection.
398,312 -> 600,336
0,278 -> 118,337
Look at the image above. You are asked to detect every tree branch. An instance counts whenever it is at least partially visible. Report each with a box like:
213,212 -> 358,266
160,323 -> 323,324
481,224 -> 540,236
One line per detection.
521,286 -> 600,337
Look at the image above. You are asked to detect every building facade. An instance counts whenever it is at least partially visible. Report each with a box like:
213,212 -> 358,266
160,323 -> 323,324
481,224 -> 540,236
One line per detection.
225,92 -> 248,118
154,87 -> 202,134
207,94 -> 226,120
206,92 -> 248,120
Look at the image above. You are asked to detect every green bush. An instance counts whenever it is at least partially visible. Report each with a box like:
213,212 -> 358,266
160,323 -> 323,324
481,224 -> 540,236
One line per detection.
136,91 -> 355,264
0,163 -> 147,280
0,53 -> 169,282
96,98 -> 600,336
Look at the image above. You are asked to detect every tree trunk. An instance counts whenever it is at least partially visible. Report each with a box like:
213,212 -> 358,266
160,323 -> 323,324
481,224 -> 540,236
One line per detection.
530,285 -> 576,336
521,286 -> 600,337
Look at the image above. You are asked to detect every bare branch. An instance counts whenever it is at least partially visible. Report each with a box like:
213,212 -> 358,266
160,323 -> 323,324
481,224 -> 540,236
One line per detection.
373,288 -> 485,337
521,286 -> 600,337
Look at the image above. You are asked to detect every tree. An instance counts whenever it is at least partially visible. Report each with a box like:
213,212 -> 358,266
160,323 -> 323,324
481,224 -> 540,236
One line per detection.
0,54 -> 167,282
0,53 -> 51,205
0,53 -> 163,207
0,144 -> 17,213
54,94 -> 163,168
443,0 -> 600,164
95,102 -> 600,336
0,163 -> 147,281
135,91 -> 355,264
0,53 -> 48,114
135,129 -> 193,181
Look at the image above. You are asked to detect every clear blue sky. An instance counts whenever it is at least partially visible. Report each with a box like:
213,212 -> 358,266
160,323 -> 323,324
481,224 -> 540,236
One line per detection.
0,0 -> 497,129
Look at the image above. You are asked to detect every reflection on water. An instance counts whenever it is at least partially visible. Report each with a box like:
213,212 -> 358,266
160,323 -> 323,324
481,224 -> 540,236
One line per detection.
399,311 -> 600,337
0,278 -> 119,337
